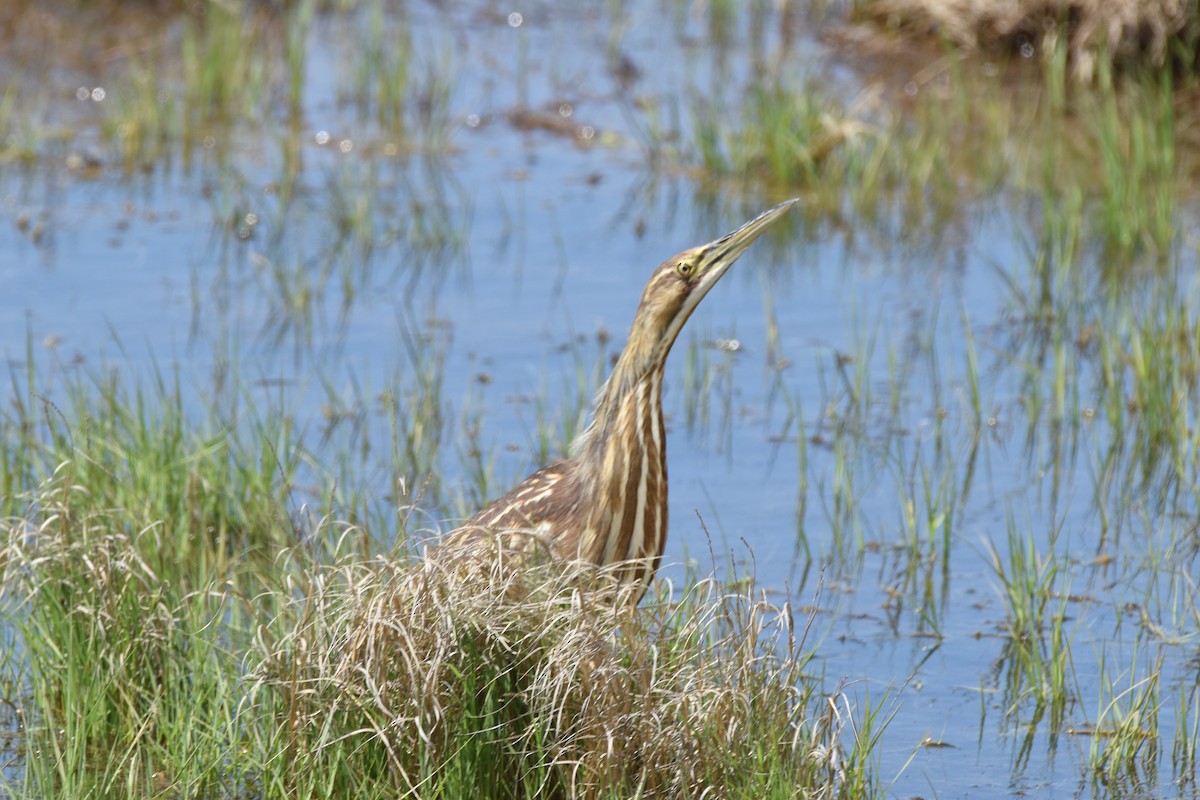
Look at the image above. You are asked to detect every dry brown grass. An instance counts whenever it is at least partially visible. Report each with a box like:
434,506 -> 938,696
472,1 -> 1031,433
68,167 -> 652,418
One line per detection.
2,468 -> 861,798
854,0 -> 1199,80
250,540 -> 852,798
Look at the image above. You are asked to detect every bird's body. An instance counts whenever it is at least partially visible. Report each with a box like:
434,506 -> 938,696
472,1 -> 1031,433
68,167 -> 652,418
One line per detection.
440,199 -> 797,598
459,361 -> 670,590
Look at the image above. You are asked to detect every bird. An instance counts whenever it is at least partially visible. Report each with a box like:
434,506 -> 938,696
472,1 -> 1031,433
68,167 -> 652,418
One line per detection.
439,199 -> 798,600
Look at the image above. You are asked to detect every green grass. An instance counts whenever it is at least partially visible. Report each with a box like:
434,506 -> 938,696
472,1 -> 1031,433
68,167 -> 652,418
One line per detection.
986,510 -> 1075,738
0,331 -> 861,798
668,36 -> 1197,261
4,1 -> 1200,796
7,493 -> 243,797
1087,650 -> 1164,793
1,360 -> 299,572
1,448 -> 863,799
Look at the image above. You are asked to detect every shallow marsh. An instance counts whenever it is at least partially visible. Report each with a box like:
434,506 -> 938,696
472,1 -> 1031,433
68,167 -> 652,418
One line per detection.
1,1 -> 1199,797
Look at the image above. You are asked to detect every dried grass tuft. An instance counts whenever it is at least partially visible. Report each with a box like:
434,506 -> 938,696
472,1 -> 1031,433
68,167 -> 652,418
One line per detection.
2,469 -> 856,797
251,540 -> 848,798
855,0 -> 1199,80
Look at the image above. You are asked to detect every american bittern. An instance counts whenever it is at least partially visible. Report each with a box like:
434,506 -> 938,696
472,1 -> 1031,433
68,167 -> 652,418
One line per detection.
441,199 -> 798,597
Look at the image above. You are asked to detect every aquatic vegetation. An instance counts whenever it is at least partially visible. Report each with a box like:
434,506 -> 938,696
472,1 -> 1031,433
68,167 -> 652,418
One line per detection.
2,0 -> 1200,797
1,468 -> 860,799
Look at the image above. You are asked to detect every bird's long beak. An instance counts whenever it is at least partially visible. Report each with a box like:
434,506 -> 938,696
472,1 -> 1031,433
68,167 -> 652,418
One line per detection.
657,198 -> 798,355
691,197 -> 799,299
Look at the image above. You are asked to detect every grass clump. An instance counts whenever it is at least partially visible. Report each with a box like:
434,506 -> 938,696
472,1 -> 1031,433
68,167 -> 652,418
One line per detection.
1,466 -> 243,798
250,543 -> 856,799
0,359 -> 305,582
2,464 -> 863,798
852,0 -> 1200,80
691,79 -> 864,196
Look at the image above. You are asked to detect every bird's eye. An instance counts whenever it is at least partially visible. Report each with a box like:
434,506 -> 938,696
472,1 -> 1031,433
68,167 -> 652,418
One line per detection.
675,261 -> 694,278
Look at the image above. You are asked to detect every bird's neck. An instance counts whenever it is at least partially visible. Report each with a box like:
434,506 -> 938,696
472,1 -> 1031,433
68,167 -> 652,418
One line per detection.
571,361 -> 669,572
577,350 -> 663,460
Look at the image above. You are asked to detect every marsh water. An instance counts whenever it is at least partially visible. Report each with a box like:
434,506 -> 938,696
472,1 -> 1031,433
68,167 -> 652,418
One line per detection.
3,1 -> 1199,797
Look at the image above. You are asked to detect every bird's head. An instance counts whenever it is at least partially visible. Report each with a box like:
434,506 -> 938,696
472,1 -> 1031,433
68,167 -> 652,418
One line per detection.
624,198 -> 799,370
574,198 -> 798,458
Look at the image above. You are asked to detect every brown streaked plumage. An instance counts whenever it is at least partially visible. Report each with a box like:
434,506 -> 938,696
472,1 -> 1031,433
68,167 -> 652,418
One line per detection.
439,199 -> 798,599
